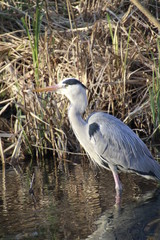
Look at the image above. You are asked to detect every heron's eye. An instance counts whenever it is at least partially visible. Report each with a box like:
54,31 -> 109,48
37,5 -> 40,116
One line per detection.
64,84 -> 68,88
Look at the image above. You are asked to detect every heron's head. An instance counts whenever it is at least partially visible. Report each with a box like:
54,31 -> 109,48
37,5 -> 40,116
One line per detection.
34,78 -> 87,111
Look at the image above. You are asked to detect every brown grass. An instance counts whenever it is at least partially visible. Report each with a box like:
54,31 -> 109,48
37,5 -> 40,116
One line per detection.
0,0 -> 160,162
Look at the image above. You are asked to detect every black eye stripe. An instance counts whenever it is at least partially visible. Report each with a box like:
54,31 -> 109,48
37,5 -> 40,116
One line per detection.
63,78 -> 87,89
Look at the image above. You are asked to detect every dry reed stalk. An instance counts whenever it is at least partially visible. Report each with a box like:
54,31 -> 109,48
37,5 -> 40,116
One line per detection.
0,138 -> 5,164
11,130 -> 23,163
130,0 -> 160,31
0,0 -> 159,160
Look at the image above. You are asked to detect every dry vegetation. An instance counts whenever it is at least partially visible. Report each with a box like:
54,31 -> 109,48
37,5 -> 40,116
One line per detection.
0,0 -> 160,162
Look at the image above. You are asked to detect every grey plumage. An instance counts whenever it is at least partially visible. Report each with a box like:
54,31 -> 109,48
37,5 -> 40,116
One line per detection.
87,112 -> 160,180
35,77 -> 160,196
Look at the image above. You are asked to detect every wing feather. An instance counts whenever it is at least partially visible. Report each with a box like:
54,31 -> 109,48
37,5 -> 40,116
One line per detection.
87,112 -> 159,178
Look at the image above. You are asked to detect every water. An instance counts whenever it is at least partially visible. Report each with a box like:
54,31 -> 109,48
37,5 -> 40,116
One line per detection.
0,157 -> 160,240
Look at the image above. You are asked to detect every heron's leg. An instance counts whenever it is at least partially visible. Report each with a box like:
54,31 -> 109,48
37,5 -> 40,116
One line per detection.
112,171 -> 122,192
112,170 -> 122,206
109,164 -> 122,191
109,164 -> 122,206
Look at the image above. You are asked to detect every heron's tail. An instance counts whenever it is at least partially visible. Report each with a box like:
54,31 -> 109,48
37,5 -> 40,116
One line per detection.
142,158 -> 160,181
132,157 -> 160,182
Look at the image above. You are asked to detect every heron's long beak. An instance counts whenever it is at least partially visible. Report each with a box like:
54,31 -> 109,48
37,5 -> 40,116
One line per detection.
33,84 -> 60,93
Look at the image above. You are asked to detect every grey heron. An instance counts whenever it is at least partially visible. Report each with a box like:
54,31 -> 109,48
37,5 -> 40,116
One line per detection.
35,78 -> 160,200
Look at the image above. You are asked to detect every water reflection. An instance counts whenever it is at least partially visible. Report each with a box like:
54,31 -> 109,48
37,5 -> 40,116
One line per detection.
0,157 -> 160,240
86,188 -> 160,240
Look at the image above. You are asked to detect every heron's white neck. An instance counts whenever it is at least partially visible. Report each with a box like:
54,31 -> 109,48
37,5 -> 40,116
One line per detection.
68,100 -> 87,142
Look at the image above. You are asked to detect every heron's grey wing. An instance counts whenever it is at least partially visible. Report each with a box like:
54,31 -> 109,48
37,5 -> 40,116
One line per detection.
87,112 -> 160,179
87,116 -> 134,169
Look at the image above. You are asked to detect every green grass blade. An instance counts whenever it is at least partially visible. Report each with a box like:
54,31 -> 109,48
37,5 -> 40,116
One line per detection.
107,14 -> 114,43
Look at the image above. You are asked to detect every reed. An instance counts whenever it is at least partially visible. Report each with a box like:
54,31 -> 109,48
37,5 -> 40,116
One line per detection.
21,0 -> 43,84
0,0 -> 160,162
149,39 -> 160,135
107,14 -> 119,57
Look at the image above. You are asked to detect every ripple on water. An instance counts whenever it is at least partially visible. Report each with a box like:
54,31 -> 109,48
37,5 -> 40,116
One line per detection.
0,159 -> 160,240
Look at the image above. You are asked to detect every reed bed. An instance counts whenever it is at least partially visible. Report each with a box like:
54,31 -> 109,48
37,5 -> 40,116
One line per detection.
0,0 -> 160,162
